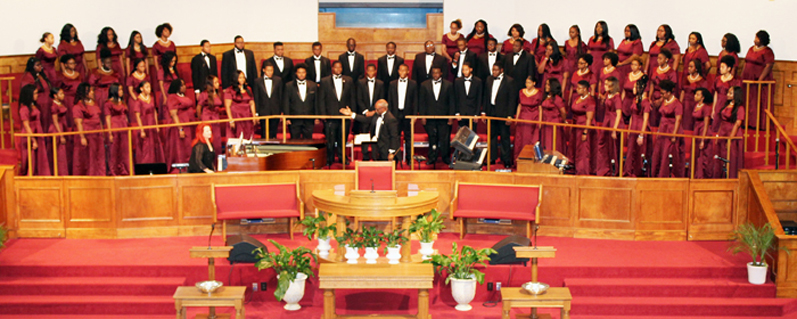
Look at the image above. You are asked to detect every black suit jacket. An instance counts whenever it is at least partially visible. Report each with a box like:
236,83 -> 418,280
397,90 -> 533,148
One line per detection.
282,80 -> 319,116
253,76 -> 283,116
264,56 -> 294,83
450,50 -> 479,78
356,78 -> 386,114
484,75 -> 517,118
412,53 -> 448,83
418,79 -> 455,116
305,56 -> 331,83
477,51 -> 504,84
388,78 -> 418,119
377,55 -> 404,90
353,111 -> 400,158
190,53 -> 218,92
453,76 -> 484,116
221,48 -> 257,88
319,75 -> 355,116
503,51 -> 536,92
338,51 -> 365,81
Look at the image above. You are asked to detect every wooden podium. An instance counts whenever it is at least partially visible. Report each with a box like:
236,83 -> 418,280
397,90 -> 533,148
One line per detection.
500,246 -> 571,319
186,246 -> 235,319
312,189 -> 439,263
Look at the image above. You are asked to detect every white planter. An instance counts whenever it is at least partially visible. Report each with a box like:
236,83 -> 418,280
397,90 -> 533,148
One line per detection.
747,262 -> 769,285
278,272 -> 308,311
364,247 -> 380,264
419,241 -> 435,260
345,245 -> 360,264
450,277 -> 477,311
317,237 -> 332,258
386,245 -> 402,264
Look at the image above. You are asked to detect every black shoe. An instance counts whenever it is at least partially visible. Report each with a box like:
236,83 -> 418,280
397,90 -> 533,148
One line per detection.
425,159 -> 436,166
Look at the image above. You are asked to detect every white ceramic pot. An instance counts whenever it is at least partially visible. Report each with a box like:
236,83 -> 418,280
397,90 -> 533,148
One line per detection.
278,272 -> 308,311
747,262 -> 768,285
364,247 -> 379,264
450,276 -> 477,311
345,245 -> 360,264
419,241 -> 435,260
386,245 -> 402,264
317,237 -> 332,258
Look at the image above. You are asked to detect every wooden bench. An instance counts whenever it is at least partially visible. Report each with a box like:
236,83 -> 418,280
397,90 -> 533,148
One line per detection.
501,287 -> 571,319
449,182 -> 542,239
212,182 -> 304,243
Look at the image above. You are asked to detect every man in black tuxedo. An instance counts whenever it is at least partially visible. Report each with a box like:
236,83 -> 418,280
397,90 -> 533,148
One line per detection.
503,40 -> 536,93
418,66 -> 455,165
484,64 -> 517,167
450,38 -> 478,79
282,64 -> 319,140
339,99 -> 399,161
191,40 -> 218,96
412,40 -> 448,83
377,42 -> 403,93
253,62 -> 283,139
221,35 -> 257,88
477,38 -> 503,85
356,64 -> 385,160
264,42 -> 293,84
338,38 -> 365,81
305,42 -> 331,84
388,64 -> 416,162
453,62 -> 483,131
319,61 -> 354,164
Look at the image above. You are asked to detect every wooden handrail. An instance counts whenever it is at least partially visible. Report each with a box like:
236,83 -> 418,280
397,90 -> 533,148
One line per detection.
765,109 -> 797,169
747,171 -> 784,235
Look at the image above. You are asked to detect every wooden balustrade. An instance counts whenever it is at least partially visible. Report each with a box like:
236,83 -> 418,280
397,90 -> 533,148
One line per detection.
0,76 -> 13,150
764,109 -> 797,169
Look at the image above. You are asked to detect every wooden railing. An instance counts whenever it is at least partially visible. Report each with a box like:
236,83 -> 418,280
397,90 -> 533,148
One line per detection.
743,80 -> 776,154
764,109 -> 797,169
0,76 -> 14,149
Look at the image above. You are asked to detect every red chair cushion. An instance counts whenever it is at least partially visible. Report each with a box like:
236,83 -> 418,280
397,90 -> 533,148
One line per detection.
455,184 -> 539,221
357,166 -> 393,190
215,184 -> 298,220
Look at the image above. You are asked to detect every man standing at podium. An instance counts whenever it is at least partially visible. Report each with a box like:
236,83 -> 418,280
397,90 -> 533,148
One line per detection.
339,99 -> 399,161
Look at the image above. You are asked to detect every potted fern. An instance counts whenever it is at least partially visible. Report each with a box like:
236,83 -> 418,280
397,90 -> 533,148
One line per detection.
410,209 -> 445,260
427,242 -> 496,311
298,211 -> 337,258
383,228 -> 408,264
336,227 -> 363,264
728,222 -> 789,284
361,226 -> 383,264
254,240 -> 317,310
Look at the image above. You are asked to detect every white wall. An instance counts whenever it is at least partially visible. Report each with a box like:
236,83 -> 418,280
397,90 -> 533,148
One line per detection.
444,0 -> 797,61
0,0 -> 319,56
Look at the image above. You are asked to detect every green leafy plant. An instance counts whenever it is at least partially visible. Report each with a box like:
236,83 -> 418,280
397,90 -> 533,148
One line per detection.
409,209 -> 445,243
382,228 -> 408,253
361,226 -> 383,248
426,242 -> 497,285
254,240 -> 317,301
0,223 -> 7,250
298,211 -> 337,240
728,222 -> 789,267
336,227 -> 363,249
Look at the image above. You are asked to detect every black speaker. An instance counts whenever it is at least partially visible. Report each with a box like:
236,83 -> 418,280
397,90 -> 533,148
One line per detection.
488,235 -> 530,265
227,234 -> 267,264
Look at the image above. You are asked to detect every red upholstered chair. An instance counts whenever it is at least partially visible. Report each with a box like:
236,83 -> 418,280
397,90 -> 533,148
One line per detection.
353,161 -> 397,229
212,182 -> 304,243
450,182 -> 542,239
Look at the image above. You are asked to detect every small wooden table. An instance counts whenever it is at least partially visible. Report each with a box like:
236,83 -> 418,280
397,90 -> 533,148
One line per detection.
318,263 -> 433,319
501,287 -> 572,319
173,286 -> 246,319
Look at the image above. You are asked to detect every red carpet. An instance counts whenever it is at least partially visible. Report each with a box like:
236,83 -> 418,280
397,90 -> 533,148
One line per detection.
1,233 -> 796,318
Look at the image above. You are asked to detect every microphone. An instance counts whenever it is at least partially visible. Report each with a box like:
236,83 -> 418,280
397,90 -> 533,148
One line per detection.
310,158 -> 316,170
370,178 -> 375,193
208,223 -> 216,249
641,154 -> 648,176
668,154 -> 673,169
532,224 -> 539,250
610,159 -> 616,176
714,155 -> 730,164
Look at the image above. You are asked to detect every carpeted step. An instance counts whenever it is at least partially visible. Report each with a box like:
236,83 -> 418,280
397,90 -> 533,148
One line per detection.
0,316 -> 175,319
564,277 -> 775,298
571,296 -> 795,317
0,295 -> 175,315
0,276 -> 186,296
570,315 -> 797,319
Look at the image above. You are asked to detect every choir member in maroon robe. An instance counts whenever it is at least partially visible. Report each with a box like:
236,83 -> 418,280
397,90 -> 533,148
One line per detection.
537,41 -> 564,94
540,78 -> 567,153
58,24 -> 88,78
103,83 -> 129,176
132,81 -> 165,164
712,56 -> 740,133
18,85 -> 51,176
691,88 -> 713,179
650,80 -> 684,177
125,31 -> 149,77
644,25 -> 680,76
679,60 -> 710,131
89,49 -> 121,116
48,88 -> 70,175
682,32 -> 710,80
165,79 -> 196,169
158,51 -> 180,118
36,32 -> 59,83
741,30 -> 775,129
567,54 -> 596,106
616,25 -> 643,78
441,19 -> 464,63
648,49 -> 677,128
95,27 -> 125,82
718,33 -> 740,76
73,83 -> 106,176
529,24 -> 553,61
622,71 -> 651,177
595,77 -> 623,176
515,76 -> 542,160
152,23 -> 176,75
502,24 -> 533,55
21,57 -> 53,132
563,25 -> 586,97
571,81 -> 595,175
597,52 -> 622,124
127,59 -> 149,121
197,76 -> 223,152
465,19 -> 493,56
713,86 -> 744,178
224,71 -> 256,140
586,21 -> 614,76
57,54 -> 83,129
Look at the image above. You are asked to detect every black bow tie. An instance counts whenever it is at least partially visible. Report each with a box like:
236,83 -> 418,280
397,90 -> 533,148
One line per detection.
314,57 -> 321,61
367,79 -> 374,83
275,57 -> 283,61
427,53 -> 435,56
433,80 -> 441,84
236,49 -> 243,53
387,56 -> 394,60
263,77 -> 270,80
297,81 -> 306,85
201,53 -> 207,57
489,53 -> 496,57
495,76 -> 502,81
334,75 -> 342,80
464,78 -> 471,82
348,52 -> 355,56
399,79 -> 407,83
515,53 -> 521,56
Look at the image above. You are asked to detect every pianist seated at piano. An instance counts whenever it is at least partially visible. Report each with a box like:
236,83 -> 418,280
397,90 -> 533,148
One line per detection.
188,123 -> 216,173
339,99 -> 400,161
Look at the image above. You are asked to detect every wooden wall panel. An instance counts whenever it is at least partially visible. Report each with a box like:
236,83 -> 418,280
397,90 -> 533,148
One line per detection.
576,177 -> 635,230
116,177 -> 176,228
0,167 -> 14,238
65,178 -> 115,229
688,179 -> 739,240
15,178 -> 64,237
515,174 -> 576,231
636,179 -> 688,231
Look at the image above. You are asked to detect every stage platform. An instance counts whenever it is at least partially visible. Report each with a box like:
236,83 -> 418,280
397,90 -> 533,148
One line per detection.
1,233 -> 796,318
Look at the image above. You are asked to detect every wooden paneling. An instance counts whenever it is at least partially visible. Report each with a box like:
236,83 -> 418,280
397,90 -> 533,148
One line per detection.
576,177 -> 635,230
0,166 -> 15,238
65,178 -> 115,230
116,176 -> 176,228
15,178 -> 64,237
636,179 -> 688,230
688,179 -> 738,240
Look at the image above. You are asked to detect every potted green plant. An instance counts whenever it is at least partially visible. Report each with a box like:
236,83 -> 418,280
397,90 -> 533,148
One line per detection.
336,227 -> 362,264
0,223 -> 7,250
427,242 -> 496,311
361,226 -> 383,264
383,228 -> 408,264
728,222 -> 789,284
410,209 -> 445,260
298,211 -> 337,258
254,240 -> 317,310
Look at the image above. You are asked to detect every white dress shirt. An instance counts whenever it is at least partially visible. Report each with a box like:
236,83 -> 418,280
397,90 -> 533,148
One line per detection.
464,76 -> 472,96
313,56 -> 322,83
457,49 -> 468,77
433,79 -> 441,100
491,74 -> 503,105
365,77 -> 376,114
397,78 -> 408,110
264,76 -> 272,98
203,53 -> 211,68
425,53 -> 435,75
386,55 -> 395,77
347,51 -> 356,73
297,80 -> 307,102
235,49 -> 247,78
488,52 -> 498,72
513,52 -> 521,65
333,75 -> 343,101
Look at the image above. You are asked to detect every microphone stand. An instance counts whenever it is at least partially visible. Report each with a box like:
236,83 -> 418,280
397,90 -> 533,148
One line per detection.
775,138 -> 780,170
208,223 -> 216,249
370,178 -> 375,193
641,154 -> 648,177
610,159 -> 616,177
668,154 -> 673,178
